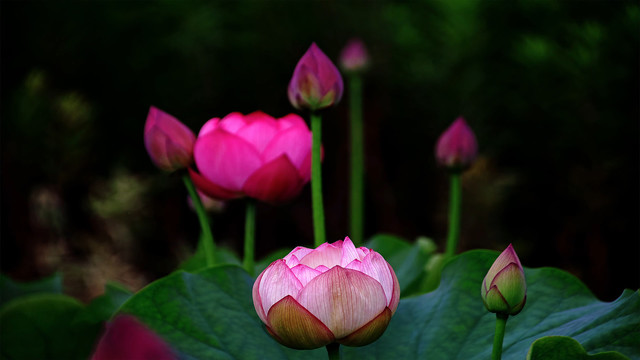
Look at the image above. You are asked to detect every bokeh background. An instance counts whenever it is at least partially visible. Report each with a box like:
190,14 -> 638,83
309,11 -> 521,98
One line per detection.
2,0 -> 638,302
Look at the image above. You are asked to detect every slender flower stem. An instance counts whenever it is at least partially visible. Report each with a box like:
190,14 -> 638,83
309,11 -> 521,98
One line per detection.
326,343 -> 340,360
492,314 -> 508,360
244,199 -> 256,276
182,174 -> 215,267
445,172 -> 462,257
349,74 -> 364,246
311,112 -> 326,247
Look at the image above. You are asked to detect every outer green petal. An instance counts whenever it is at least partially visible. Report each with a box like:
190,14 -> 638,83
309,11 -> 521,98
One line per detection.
266,295 -> 335,350
337,307 -> 392,347
483,286 -> 510,314
492,263 -> 526,309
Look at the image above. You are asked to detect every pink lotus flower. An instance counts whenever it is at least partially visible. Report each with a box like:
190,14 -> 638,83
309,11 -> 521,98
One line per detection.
339,38 -> 370,72
191,111 -> 312,204
435,116 -> 478,171
253,237 -> 400,349
288,43 -> 344,111
144,106 -> 196,172
481,244 -> 527,316
92,315 -> 175,360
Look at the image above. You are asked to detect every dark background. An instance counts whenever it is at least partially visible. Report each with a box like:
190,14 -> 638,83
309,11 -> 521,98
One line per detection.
2,0 -> 638,302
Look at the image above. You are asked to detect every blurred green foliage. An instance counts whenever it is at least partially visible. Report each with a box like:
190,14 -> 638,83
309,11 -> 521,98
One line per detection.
1,0 -> 638,301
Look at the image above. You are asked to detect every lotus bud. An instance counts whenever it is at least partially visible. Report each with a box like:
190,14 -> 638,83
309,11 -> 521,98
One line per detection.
253,237 -> 400,349
144,106 -> 196,172
481,244 -> 527,316
339,38 -> 369,73
288,43 -> 344,111
435,116 -> 478,172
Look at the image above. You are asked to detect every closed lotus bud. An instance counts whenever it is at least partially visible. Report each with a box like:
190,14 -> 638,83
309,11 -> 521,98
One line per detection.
191,111 -> 313,204
339,38 -> 369,73
288,43 -> 344,111
481,244 -> 527,316
435,116 -> 478,172
92,315 -> 175,360
253,237 -> 400,349
144,106 -> 196,172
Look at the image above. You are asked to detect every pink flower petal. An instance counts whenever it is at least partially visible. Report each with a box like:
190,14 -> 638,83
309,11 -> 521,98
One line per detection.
242,155 -> 305,203
284,254 -> 301,268
344,258 -> 362,270
217,112 -> 247,134
298,150 -> 313,182
290,264 -> 323,287
484,244 -> 523,285
277,113 -> 308,131
387,262 -> 401,313
356,248 -> 369,259
235,120 -> 279,154
347,252 -> 395,306
262,125 -> 312,169
299,242 -> 342,269
284,247 -> 313,264
198,118 -> 221,137
258,260 -> 303,317
244,111 -> 277,125
340,237 -> 360,267
194,130 -> 262,191
252,270 -> 268,324
188,168 -> 242,200
297,267 -> 387,339
314,265 -> 330,273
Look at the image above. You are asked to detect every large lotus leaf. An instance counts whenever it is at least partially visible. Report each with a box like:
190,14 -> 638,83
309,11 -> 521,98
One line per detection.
118,265 -> 325,360
0,294 -> 103,360
527,336 -> 631,360
119,251 -> 639,360
344,250 -> 639,359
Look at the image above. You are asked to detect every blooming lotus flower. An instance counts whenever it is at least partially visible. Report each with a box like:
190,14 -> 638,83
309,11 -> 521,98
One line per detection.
144,106 -> 196,172
288,43 -> 344,111
481,244 -> 527,316
339,38 -> 369,73
435,116 -> 478,171
92,315 -> 175,360
191,111 -> 312,204
253,237 -> 400,349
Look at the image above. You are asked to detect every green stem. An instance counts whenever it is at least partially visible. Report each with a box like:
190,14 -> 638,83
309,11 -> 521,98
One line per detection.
311,112 -> 326,247
182,174 -> 215,267
244,199 -> 256,276
326,343 -> 340,360
349,74 -> 364,246
445,172 -> 462,257
492,314 -> 508,360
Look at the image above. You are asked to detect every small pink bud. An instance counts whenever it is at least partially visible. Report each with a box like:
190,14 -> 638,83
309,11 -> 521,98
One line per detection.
435,116 -> 478,171
288,43 -> 344,111
481,244 -> 527,316
253,237 -> 400,349
144,106 -> 196,172
91,315 -> 175,360
339,38 -> 369,73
